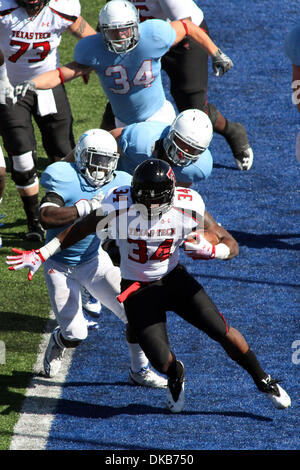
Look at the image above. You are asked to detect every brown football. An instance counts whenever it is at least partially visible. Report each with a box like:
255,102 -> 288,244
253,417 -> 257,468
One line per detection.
186,230 -> 219,245
203,230 -> 220,245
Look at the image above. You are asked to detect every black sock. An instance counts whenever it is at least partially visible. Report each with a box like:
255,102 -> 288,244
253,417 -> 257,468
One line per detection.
166,353 -> 184,380
215,119 -> 231,137
21,194 -> 39,223
235,348 -> 268,387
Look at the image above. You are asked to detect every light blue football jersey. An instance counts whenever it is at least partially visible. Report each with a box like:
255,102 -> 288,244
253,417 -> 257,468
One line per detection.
285,25 -> 300,65
117,121 -> 213,184
40,161 -> 132,265
74,19 -> 176,124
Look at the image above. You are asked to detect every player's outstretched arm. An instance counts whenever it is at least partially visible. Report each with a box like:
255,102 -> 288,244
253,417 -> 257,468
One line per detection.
13,61 -> 93,101
171,19 -> 233,77
67,16 -> 97,39
40,193 -> 104,229
6,210 -> 113,280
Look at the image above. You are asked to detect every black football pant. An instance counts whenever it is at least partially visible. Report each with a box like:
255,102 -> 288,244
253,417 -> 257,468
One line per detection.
161,19 -> 209,113
0,84 -> 75,163
121,263 -> 229,373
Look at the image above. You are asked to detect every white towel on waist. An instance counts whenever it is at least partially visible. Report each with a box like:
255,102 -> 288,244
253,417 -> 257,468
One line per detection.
36,89 -> 57,116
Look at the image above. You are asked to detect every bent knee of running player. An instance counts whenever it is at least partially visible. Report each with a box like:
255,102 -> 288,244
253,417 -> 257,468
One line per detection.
177,286 -> 229,342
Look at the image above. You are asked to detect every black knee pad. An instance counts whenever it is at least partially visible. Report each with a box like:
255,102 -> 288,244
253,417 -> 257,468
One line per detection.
11,167 -> 38,187
10,150 -> 38,187
205,102 -> 219,127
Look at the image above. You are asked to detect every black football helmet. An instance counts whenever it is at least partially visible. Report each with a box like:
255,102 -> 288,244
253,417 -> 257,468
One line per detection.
131,159 -> 175,217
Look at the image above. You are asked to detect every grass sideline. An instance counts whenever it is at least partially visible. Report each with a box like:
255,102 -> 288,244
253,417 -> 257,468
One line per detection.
0,0 -> 106,450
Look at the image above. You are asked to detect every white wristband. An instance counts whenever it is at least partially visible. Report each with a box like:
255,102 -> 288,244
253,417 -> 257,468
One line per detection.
75,199 -> 91,218
39,237 -> 61,261
214,243 -> 231,260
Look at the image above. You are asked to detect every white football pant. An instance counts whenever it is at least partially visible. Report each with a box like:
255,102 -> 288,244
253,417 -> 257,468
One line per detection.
43,247 -> 127,342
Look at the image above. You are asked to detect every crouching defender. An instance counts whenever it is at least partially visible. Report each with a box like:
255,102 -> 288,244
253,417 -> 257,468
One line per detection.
7,130 -> 166,388
6,159 -> 291,412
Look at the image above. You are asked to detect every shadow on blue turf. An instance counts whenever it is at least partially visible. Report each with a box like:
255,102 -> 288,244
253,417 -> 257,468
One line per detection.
53,399 -> 272,422
229,230 -> 300,250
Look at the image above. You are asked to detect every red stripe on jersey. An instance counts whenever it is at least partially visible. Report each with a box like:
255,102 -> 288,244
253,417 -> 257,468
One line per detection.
49,7 -> 77,22
173,206 -> 202,225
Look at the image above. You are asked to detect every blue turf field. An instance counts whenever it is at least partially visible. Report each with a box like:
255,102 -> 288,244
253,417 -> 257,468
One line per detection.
45,0 -> 299,451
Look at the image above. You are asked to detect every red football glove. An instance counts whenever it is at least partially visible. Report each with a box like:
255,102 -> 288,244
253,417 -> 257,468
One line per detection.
6,248 -> 45,281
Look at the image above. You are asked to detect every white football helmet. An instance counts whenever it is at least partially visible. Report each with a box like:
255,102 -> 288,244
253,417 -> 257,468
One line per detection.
74,129 -> 119,187
163,109 -> 213,167
98,0 -> 140,54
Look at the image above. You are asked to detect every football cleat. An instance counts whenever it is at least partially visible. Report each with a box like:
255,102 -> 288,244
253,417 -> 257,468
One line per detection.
26,219 -> 45,242
82,309 -> 100,330
81,286 -> 102,316
234,147 -> 254,171
166,360 -> 185,413
258,375 -> 291,409
129,367 -> 167,389
224,122 -> 254,171
44,327 -> 65,378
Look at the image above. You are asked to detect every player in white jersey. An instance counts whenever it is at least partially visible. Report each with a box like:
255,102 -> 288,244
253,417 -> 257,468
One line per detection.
0,50 -> 7,219
101,0 -> 253,171
285,24 -> 300,113
7,129 -> 167,388
6,159 -> 291,412
0,144 -> 5,226
11,0 -> 233,128
0,0 -> 96,241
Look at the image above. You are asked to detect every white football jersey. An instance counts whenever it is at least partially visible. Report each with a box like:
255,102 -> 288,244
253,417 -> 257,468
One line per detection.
101,185 -> 205,281
129,0 -> 203,25
0,0 -> 81,85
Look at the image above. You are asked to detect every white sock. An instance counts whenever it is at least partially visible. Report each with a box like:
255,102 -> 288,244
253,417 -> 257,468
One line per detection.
127,342 -> 149,373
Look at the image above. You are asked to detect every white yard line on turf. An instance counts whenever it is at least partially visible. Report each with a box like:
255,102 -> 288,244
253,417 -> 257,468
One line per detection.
10,312 -> 74,450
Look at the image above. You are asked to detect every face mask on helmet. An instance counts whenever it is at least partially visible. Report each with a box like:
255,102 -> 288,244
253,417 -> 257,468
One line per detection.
131,159 -> 175,218
16,0 -> 49,13
75,129 -> 120,187
163,109 -> 213,167
99,0 -> 140,54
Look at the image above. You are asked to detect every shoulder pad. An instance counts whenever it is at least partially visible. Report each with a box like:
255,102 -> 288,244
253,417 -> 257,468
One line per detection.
41,162 -> 78,188
0,0 -> 18,16
49,0 -> 81,19
174,187 -> 205,219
